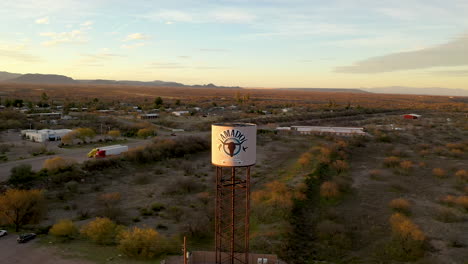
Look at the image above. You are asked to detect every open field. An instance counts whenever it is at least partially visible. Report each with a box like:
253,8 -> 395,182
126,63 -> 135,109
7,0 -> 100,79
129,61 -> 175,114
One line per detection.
0,83 -> 467,264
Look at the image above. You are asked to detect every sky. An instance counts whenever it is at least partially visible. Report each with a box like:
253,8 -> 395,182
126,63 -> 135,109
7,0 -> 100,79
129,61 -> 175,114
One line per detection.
1,0 -> 468,89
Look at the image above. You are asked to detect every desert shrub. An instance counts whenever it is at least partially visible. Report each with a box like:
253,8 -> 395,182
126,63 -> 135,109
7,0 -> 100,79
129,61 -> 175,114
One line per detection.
167,206 -> 184,222
387,213 -> 426,261
315,220 -> 351,249
320,181 -> 341,201
43,156 -> 76,172
418,149 -> 430,157
164,178 -> 204,195
123,137 -> 209,164
454,169 -> 468,182
389,198 -> 411,214
0,143 -> 11,153
181,211 -> 211,239
65,181 -> 79,193
98,192 -> 122,220
137,128 -> 155,138
196,192 -> 210,205
298,152 -> 312,168
383,156 -> 400,167
151,203 -> 165,212
455,196 -> 468,211
108,130 -> 121,139
82,157 -> 122,171
80,217 -> 123,245
440,195 -> 457,206
117,227 -> 168,259
369,169 -> 382,179
133,174 -> 151,185
49,219 -> 78,240
434,207 -> 462,223
399,160 -> 413,173
432,168 -> 447,178
332,160 -> 349,174
9,164 -> 36,188
251,181 -> 295,224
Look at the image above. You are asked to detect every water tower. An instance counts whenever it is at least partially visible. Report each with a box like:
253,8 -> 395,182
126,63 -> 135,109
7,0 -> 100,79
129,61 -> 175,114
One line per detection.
212,123 -> 257,264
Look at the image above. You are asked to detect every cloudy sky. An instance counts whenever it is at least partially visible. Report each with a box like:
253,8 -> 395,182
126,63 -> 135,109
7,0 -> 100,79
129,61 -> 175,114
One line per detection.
1,0 -> 468,88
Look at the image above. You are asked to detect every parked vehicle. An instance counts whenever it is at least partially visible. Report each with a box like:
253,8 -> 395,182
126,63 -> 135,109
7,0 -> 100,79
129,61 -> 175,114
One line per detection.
0,230 -> 7,237
17,233 -> 36,243
87,145 -> 128,158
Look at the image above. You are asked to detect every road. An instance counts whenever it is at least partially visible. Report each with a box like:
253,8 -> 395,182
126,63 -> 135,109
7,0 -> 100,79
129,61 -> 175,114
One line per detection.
0,139 -> 151,182
0,235 -> 91,264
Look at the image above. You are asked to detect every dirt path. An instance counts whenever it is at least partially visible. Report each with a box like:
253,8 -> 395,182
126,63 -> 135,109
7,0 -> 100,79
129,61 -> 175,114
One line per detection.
0,235 -> 92,264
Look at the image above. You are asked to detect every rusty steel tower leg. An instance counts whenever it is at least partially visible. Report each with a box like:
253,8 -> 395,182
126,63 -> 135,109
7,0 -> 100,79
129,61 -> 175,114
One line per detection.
231,167 -> 235,264
215,166 -> 251,264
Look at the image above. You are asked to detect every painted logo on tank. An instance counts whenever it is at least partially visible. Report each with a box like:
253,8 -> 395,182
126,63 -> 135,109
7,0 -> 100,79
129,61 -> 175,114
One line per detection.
218,129 -> 248,157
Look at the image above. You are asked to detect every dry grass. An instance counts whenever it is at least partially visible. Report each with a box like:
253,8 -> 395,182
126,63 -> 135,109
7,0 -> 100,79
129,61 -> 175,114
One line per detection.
455,169 -> 468,182
389,198 -> 411,214
390,213 -> 425,241
320,181 -> 340,199
455,196 -> 468,210
383,156 -> 400,167
432,168 -> 447,178
440,195 -> 457,206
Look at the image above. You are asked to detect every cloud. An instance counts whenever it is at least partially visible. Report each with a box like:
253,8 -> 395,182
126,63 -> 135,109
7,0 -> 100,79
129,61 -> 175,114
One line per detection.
142,8 -> 255,24
121,42 -> 145,49
0,43 -> 41,62
148,62 -> 186,69
35,17 -> 49,24
199,48 -> 229,52
39,29 -> 87,46
428,69 -> 468,76
124,33 -> 150,41
211,9 -> 255,24
75,50 -> 123,66
81,21 -> 93,26
335,33 -> 468,73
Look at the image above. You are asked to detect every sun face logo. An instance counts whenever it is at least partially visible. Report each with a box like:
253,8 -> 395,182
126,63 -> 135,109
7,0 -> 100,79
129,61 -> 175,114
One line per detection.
218,129 -> 248,157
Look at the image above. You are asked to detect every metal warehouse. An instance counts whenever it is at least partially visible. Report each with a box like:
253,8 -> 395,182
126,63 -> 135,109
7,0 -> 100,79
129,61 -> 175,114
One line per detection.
21,129 -> 72,142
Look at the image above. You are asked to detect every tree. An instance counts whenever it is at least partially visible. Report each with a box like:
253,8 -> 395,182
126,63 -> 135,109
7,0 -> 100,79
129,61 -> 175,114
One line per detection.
9,164 -> 35,188
81,217 -> 123,245
74,128 -> 96,143
41,92 -> 49,102
49,219 -> 78,240
0,189 -> 46,231
98,192 -> 122,220
43,156 -> 76,172
61,131 -> 76,145
118,227 -> 168,259
154,97 -> 163,108
137,128 -> 154,138
175,99 -> 181,106
108,130 -> 121,139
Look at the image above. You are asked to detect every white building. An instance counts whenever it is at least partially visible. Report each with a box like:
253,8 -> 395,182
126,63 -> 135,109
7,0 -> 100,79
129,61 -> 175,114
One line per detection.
283,126 -> 367,136
138,113 -> 159,120
172,111 -> 190,116
21,129 -> 72,142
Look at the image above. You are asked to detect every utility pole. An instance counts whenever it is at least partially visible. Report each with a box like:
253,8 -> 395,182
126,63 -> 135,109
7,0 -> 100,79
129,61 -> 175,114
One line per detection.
183,236 -> 187,264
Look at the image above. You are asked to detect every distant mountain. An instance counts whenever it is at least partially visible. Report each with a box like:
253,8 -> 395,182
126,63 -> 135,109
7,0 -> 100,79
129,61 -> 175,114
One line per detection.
365,87 -> 468,97
0,71 -> 21,81
7,73 -> 77,84
279,88 -> 369,93
0,71 -> 240,89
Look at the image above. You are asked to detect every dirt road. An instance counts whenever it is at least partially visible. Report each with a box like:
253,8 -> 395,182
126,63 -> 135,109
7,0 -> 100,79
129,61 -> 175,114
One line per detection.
0,139 -> 151,182
0,235 -> 91,264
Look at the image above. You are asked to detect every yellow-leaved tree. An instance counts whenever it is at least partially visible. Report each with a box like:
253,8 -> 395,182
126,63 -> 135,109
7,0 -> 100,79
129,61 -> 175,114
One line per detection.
0,189 -> 46,231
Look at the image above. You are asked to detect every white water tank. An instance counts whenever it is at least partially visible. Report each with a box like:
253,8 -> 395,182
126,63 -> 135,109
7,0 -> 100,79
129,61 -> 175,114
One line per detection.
211,123 -> 256,167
